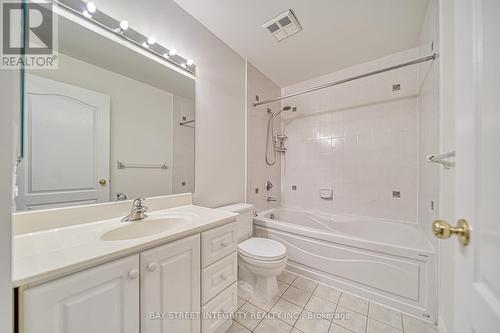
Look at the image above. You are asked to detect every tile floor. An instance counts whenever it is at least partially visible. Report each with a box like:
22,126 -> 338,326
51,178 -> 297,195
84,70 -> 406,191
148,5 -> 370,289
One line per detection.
228,271 -> 437,333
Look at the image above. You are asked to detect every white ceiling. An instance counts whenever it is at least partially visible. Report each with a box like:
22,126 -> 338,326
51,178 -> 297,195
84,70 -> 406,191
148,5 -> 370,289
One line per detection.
173,0 -> 430,87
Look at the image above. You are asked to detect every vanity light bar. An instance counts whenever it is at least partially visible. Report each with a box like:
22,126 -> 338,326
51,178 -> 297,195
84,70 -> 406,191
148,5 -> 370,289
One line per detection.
55,0 -> 196,74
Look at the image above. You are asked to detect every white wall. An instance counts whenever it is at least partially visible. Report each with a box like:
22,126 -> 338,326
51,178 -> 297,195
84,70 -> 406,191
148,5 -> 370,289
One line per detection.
280,49 -> 419,222
29,53 -> 177,200
246,63 -> 282,212
96,0 -> 246,207
0,70 -> 17,333
417,0 -> 441,243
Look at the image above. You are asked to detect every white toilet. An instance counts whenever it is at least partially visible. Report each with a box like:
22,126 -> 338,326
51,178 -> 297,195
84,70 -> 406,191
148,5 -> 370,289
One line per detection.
218,203 -> 287,301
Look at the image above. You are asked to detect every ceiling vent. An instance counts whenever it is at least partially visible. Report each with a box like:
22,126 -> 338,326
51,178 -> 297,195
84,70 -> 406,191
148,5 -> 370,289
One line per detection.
262,9 -> 302,42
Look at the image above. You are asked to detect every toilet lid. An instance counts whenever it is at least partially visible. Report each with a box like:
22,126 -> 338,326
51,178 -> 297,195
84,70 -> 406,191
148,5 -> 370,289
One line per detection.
238,237 -> 286,261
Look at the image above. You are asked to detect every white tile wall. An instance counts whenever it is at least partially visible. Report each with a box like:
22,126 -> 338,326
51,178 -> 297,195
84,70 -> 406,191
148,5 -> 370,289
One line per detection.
281,50 -> 420,222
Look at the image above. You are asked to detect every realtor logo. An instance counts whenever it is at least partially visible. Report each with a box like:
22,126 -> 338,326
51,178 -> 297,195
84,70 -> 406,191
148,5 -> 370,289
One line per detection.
1,0 -> 58,69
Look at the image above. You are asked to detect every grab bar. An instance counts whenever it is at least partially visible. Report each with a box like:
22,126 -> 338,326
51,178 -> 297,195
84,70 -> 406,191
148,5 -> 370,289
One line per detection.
117,160 -> 168,170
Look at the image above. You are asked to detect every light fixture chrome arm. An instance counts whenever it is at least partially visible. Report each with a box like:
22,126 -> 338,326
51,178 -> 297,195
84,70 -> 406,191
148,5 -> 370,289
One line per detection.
253,53 -> 437,107
54,0 -> 195,74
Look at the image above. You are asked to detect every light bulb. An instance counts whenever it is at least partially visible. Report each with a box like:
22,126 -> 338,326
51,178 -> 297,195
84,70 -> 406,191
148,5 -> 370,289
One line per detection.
147,37 -> 156,45
82,10 -> 92,18
186,59 -> 194,66
119,20 -> 129,31
168,48 -> 177,56
86,2 -> 96,13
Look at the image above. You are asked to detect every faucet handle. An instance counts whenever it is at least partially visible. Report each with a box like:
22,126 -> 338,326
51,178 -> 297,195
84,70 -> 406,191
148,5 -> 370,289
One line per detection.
132,197 -> 148,213
133,197 -> 146,207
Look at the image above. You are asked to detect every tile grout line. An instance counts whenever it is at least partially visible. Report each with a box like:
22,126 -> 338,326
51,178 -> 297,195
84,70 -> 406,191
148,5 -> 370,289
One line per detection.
332,291 -> 366,333
290,280 -> 319,333
326,292 -> 341,333
365,301 -> 371,333
249,274 -> 297,332
236,271 -> 426,333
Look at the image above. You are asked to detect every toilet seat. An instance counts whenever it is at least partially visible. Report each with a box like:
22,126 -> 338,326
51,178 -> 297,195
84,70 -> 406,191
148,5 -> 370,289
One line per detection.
238,237 -> 286,261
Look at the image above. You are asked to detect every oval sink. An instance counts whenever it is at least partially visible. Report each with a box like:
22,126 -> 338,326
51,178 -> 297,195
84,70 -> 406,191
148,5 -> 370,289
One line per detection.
101,217 -> 190,241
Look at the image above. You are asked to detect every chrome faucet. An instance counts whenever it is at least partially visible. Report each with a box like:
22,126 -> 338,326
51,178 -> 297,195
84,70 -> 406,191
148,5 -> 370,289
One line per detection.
266,196 -> 278,202
121,197 -> 148,222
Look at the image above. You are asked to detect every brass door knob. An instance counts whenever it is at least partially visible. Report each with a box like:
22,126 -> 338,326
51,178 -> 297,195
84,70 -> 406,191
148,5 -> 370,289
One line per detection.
432,219 -> 470,246
98,179 -> 107,186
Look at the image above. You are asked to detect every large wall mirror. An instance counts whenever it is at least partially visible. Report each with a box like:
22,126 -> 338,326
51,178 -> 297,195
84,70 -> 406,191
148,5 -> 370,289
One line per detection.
15,11 -> 195,211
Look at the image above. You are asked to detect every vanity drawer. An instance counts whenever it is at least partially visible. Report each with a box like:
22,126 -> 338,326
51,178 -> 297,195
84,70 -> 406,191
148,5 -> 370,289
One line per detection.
201,222 -> 238,267
202,282 -> 238,333
202,253 -> 237,304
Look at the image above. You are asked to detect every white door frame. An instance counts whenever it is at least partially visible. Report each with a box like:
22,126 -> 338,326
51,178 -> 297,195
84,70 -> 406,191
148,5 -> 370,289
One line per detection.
0,69 -> 16,333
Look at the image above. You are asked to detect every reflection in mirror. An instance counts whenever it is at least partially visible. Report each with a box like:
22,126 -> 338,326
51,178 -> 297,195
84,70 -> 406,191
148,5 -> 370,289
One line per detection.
15,13 -> 195,211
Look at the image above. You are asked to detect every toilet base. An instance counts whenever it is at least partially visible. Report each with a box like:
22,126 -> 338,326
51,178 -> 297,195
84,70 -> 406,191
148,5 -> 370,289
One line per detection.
238,255 -> 287,302
253,276 -> 279,302
237,280 -> 253,300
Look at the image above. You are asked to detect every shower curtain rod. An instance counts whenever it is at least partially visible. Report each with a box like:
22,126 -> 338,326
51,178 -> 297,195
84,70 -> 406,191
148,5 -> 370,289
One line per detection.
252,53 -> 437,107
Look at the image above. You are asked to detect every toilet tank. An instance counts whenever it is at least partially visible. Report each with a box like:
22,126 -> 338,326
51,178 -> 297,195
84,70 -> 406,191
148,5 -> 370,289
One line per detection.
217,203 -> 254,242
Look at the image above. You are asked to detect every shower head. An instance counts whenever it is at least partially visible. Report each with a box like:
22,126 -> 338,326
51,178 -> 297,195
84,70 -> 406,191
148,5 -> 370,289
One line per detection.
283,106 -> 297,112
268,106 -> 297,119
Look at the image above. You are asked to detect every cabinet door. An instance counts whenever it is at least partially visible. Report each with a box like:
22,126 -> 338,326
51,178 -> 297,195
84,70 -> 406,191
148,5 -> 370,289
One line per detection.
23,255 -> 140,333
141,234 -> 201,333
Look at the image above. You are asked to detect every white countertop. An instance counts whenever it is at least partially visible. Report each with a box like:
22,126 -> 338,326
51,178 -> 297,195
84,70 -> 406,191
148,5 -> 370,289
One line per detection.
12,205 -> 237,287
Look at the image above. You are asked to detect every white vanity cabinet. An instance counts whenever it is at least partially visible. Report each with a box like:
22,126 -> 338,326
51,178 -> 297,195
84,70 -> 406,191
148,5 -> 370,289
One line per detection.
22,234 -> 201,333
200,223 -> 238,333
141,234 -> 201,333
18,215 -> 242,333
22,255 -> 140,333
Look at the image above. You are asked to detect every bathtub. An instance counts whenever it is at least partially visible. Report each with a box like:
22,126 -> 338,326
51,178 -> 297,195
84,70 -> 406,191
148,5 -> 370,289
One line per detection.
253,207 -> 437,323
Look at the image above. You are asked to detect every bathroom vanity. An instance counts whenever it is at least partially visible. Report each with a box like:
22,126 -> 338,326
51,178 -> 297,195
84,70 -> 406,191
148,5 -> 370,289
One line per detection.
13,194 -> 239,333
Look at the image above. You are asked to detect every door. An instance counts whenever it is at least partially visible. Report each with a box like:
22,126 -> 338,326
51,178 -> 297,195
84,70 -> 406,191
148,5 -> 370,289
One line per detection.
16,75 -> 110,210
22,255 -> 140,333
452,0 -> 500,331
141,234 -> 201,333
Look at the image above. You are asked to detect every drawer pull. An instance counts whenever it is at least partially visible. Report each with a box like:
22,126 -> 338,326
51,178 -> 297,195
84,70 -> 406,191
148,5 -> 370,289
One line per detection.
147,262 -> 159,272
128,269 -> 139,279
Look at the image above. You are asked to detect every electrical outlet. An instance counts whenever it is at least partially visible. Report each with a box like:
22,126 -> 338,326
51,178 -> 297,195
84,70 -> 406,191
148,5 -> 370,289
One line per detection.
255,188 -> 259,194
392,84 -> 401,91
292,185 -> 297,190
392,191 -> 401,198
